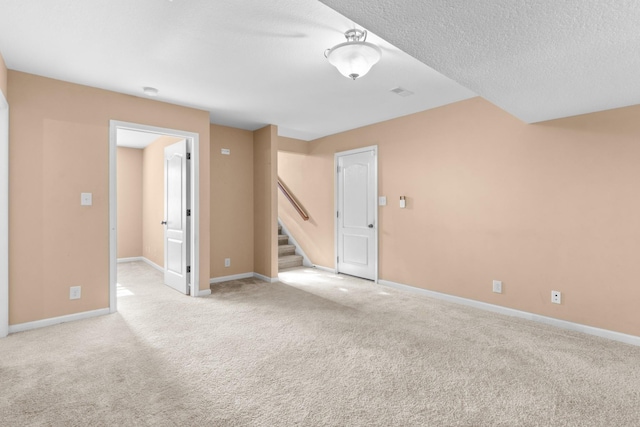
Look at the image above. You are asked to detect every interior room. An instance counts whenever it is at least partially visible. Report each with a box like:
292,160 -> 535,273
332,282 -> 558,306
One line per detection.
1,1 -> 640,425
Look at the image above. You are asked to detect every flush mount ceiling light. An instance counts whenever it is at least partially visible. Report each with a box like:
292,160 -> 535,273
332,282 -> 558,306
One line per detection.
325,29 -> 381,80
143,86 -> 159,97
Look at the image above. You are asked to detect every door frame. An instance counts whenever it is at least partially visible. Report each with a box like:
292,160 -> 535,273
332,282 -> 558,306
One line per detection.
0,92 -> 8,338
334,145 -> 378,283
109,120 -> 200,314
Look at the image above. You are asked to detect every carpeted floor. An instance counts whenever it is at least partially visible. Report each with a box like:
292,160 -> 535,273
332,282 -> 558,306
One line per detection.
1,261 -> 639,426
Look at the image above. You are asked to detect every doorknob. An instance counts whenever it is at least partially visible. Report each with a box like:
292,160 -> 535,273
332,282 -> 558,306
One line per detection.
368,224 -> 374,228
161,221 -> 167,225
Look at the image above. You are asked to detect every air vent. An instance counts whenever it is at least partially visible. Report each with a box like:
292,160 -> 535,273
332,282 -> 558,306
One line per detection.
390,87 -> 414,97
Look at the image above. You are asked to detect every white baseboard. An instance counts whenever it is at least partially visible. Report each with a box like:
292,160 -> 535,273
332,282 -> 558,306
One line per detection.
210,272 -> 255,284
141,257 -> 163,272
313,265 -> 336,273
210,272 -> 279,284
8,308 -> 111,335
378,279 -> 640,348
253,272 -> 279,283
198,289 -> 211,297
117,257 -> 143,263
117,256 -> 163,273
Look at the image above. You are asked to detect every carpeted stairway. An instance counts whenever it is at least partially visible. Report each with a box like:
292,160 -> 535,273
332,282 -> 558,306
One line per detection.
278,224 -> 303,270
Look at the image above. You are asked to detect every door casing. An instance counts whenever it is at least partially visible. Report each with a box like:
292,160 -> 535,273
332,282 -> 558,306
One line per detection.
334,145 -> 378,283
0,91 -> 8,338
109,120 -> 200,314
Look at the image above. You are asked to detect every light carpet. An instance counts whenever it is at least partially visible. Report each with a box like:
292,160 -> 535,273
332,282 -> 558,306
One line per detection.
1,262 -> 639,426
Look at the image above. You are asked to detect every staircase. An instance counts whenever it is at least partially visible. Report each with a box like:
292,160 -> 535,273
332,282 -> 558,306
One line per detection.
278,224 -> 303,270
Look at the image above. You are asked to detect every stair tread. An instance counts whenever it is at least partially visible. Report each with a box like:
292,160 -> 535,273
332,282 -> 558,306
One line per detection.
278,235 -> 289,245
279,254 -> 302,260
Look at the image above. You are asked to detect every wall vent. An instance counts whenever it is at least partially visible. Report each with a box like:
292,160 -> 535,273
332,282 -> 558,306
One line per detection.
390,87 -> 414,97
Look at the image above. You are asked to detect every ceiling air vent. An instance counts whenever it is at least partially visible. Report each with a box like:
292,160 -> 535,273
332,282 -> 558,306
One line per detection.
390,87 -> 414,97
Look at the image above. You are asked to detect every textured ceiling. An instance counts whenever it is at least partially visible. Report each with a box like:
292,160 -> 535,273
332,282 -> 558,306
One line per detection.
319,0 -> 640,123
0,0 -> 475,140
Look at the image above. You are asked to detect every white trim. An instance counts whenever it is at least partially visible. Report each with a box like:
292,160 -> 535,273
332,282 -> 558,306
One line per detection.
253,272 -> 279,283
278,218 -> 313,267
141,257 -> 164,272
8,308 -> 111,334
0,91 -> 9,338
210,272 -> 255,284
109,121 -> 202,318
117,257 -> 144,263
116,256 -> 163,272
198,289 -> 212,297
109,124 -> 117,313
313,265 -> 337,273
334,145 -> 379,283
378,279 -> 640,348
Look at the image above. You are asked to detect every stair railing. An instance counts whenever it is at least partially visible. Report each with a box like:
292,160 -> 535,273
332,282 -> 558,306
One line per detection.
277,178 -> 309,221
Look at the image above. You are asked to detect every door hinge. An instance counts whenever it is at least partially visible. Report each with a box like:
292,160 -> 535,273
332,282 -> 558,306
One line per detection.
187,153 -> 191,160
337,211 -> 339,218
187,209 -> 191,216
337,256 -> 339,263
187,266 -> 191,273
336,165 -> 340,173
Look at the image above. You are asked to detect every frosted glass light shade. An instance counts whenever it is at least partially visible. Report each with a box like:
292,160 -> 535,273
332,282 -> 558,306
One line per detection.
326,41 -> 381,80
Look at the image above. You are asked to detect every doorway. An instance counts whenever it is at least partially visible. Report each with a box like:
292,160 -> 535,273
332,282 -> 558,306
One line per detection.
334,146 -> 378,282
109,121 -> 201,314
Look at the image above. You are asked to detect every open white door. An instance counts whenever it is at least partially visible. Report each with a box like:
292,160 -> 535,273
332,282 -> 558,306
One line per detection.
163,139 -> 190,294
336,147 -> 377,281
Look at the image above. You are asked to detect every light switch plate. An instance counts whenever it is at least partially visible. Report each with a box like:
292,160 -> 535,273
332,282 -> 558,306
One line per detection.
379,196 -> 387,206
81,193 -> 92,206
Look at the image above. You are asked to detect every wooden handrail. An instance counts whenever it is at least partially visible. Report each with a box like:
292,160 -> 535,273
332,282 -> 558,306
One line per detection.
278,179 -> 309,221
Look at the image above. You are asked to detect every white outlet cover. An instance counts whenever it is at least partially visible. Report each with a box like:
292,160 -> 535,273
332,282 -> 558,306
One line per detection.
224,258 -> 231,267
492,280 -> 502,294
551,291 -> 562,304
70,286 -> 81,300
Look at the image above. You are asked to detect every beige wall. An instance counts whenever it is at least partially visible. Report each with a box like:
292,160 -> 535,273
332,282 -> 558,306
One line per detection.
279,136 -> 309,154
210,124 -> 254,278
8,71 -> 211,325
116,147 -> 143,259
0,51 -> 7,99
253,125 -> 278,279
278,97 -> 640,337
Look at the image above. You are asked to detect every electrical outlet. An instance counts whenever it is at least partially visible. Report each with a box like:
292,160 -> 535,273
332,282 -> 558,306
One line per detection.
551,290 -> 561,304
224,258 -> 231,267
69,286 -> 81,300
492,280 -> 502,294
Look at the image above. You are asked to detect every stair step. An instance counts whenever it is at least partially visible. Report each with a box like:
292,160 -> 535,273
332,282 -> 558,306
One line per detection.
278,244 -> 296,256
278,254 -> 303,269
278,235 -> 289,245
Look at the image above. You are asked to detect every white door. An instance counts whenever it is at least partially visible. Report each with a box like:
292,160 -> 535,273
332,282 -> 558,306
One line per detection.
336,148 -> 377,280
163,139 -> 190,294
